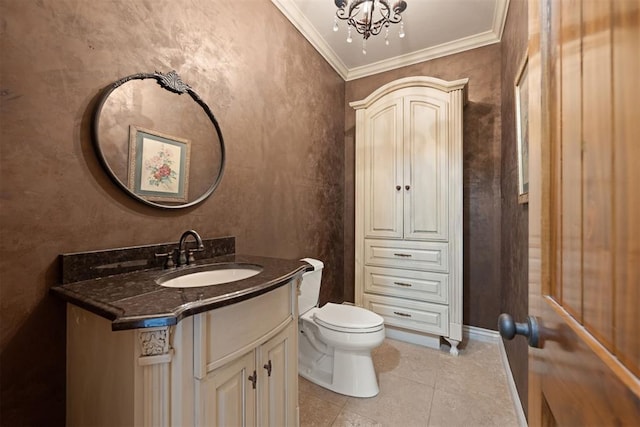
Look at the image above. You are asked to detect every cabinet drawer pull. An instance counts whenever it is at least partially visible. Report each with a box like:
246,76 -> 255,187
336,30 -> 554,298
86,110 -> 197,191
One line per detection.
393,282 -> 412,287
263,360 -> 272,377
248,370 -> 257,389
393,253 -> 412,258
393,311 -> 412,318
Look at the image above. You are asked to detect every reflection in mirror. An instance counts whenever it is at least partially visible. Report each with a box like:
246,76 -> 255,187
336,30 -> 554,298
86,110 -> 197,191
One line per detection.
92,71 -> 225,209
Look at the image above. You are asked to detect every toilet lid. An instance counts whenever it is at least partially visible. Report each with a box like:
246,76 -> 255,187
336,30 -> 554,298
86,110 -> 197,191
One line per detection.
313,303 -> 384,333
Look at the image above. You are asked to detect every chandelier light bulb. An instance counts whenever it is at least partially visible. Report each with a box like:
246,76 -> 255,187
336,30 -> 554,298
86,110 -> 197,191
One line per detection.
333,18 -> 339,32
399,22 -> 405,38
347,27 -> 353,43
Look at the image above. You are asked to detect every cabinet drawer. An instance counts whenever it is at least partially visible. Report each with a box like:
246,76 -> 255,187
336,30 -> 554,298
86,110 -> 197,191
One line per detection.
362,294 -> 448,336
364,239 -> 448,272
364,266 -> 448,304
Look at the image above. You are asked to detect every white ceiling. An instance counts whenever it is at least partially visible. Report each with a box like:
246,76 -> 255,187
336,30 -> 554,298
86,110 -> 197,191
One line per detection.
271,0 -> 510,81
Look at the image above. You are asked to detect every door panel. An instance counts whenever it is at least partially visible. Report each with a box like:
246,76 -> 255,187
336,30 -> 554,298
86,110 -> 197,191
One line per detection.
403,95 -> 448,241
528,0 -> 640,425
198,351 -> 256,427
259,326 -> 296,427
364,99 -> 404,239
559,0 -> 582,319
581,0 -> 614,350
612,0 -> 640,377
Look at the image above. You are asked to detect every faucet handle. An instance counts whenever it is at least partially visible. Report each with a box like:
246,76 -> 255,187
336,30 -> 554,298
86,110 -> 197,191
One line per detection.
187,248 -> 204,264
155,251 -> 175,269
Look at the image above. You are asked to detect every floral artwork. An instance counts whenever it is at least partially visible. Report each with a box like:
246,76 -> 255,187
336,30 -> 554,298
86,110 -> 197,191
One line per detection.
140,140 -> 180,191
128,126 -> 190,202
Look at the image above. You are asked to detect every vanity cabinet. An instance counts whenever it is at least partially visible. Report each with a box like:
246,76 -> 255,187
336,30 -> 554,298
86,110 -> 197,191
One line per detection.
66,279 -> 299,427
351,77 -> 467,355
194,284 -> 297,426
198,325 -> 295,426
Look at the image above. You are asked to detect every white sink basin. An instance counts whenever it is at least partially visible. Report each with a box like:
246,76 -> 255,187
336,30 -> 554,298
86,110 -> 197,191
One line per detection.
158,264 -> 263,288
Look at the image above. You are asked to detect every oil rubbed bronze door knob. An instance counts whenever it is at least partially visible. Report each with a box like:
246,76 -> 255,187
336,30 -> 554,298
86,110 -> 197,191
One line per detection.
498,313 -> 541,348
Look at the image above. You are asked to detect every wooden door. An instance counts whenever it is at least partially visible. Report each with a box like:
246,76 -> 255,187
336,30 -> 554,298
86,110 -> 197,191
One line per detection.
528,0 -> 639,425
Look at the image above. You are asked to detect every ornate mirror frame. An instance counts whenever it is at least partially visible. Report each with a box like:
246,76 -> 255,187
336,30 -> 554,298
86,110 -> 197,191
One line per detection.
92,71 -> 226,209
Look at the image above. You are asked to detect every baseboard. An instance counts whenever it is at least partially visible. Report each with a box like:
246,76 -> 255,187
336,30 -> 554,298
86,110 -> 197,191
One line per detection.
497,338 -> 528,427
463,325 -> 501,342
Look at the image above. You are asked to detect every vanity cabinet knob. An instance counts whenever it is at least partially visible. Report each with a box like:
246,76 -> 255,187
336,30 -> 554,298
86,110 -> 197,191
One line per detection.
248,370 -> 257,389
264,360 -> 272,377
396,185 -> 402,191
405,185 -> 411,191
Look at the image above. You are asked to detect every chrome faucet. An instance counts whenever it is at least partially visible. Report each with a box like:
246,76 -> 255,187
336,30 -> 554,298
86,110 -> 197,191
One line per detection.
177,229 -> 204,266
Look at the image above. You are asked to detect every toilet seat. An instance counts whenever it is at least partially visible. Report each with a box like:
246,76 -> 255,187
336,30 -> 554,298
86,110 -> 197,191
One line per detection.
313,303 -> 384,333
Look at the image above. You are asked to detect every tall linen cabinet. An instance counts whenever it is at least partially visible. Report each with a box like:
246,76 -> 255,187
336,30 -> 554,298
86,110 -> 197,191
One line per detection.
351,76 -> 468,355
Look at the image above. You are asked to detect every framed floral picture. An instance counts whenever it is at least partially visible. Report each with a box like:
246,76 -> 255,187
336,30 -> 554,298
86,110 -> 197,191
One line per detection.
128,126 -> 191,202
515,52 -> 529,204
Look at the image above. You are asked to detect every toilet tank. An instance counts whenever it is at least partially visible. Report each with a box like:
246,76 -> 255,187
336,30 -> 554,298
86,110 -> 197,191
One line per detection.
299,258 -> 324,315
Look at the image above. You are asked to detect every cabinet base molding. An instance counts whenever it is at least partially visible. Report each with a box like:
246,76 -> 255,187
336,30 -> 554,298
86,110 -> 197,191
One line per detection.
384,325 -> 441,350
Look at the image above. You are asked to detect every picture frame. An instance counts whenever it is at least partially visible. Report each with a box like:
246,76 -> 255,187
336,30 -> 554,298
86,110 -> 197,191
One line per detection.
128,126 -> 191,203
515,52 -> 529,204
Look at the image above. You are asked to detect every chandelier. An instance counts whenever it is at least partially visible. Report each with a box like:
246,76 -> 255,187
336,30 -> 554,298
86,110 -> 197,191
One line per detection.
333,0 -> 408,54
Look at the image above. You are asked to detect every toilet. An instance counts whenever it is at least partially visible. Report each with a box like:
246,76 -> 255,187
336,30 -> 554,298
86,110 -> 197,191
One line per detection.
298,258 -> 385,398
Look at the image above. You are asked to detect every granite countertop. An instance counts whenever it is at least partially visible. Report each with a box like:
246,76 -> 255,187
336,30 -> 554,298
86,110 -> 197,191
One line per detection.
52,254 -> 311,331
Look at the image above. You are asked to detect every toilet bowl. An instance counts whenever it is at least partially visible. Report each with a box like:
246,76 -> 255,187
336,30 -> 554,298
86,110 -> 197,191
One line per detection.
298,258 -> 385,398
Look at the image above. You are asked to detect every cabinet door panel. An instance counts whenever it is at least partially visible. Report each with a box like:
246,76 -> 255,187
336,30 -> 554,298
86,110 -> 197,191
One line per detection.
197,351 -> 256,427
403,95 -> 449,241
258,325 -> 296,427
364,98 -> 404,239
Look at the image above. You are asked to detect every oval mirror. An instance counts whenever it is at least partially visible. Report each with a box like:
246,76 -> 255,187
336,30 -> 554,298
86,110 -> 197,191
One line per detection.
92,71 -> 225,209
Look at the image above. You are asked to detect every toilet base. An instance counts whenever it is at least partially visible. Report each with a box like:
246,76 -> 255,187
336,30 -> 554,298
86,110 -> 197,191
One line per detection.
299,346 -> 379,398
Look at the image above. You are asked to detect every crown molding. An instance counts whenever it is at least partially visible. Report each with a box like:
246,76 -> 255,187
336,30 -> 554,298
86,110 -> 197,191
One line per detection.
271,0 -> 349,80
272,0 -> 510,82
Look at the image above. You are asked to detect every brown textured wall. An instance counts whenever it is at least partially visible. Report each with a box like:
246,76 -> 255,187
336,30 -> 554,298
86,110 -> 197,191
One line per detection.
500,0 -> 529,416
344,45 -> 503,330
0,1 -> 345,425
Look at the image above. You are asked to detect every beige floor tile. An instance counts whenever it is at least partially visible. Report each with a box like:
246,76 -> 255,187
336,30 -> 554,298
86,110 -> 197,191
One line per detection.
299,338 -> 520,427
331,410 -> 382,427
428,386 -> 520,427
435,340 -> 510,400
343,373 -> 433,427
373,338 -> 442,387
299,392 -> 343,427
299,376 -> 349,408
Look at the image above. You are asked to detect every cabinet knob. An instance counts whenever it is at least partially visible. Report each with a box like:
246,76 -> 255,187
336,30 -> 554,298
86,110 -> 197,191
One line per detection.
405,185 -> 410,191
248,370 -> 257,389
396,185 -> 402,191
263,360 -> 272,377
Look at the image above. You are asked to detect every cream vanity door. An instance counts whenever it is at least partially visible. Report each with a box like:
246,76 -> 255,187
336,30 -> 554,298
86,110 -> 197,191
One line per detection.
198,351 -> 257,426
258,324 -> 297,427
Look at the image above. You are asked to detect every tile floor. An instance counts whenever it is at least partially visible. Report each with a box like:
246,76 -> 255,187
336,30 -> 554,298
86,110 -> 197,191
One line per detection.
298,337 -> 522,427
